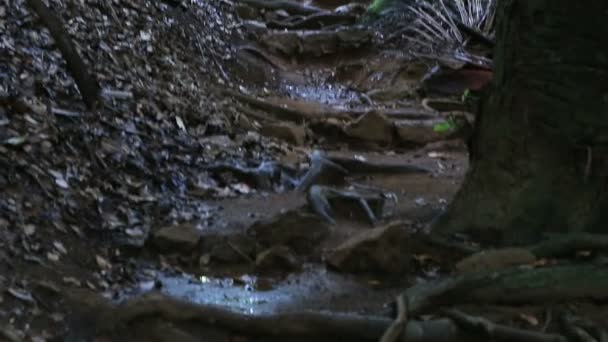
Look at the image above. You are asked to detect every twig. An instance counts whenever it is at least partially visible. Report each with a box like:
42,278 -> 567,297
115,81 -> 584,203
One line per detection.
541,308 -> 553,333
584,146 -> 592,184
195,35 -> 230,82
380,295 -> 408,342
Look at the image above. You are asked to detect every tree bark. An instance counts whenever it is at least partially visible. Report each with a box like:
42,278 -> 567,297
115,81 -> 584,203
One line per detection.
435,0 -> 608,245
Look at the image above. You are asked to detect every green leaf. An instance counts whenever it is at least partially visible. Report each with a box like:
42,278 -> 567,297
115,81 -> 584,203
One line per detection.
461,88 -> 471,102
433,121 -> 454,133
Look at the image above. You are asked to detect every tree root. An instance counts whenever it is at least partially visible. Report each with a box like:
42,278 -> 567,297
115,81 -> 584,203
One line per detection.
68,292 -> 575,342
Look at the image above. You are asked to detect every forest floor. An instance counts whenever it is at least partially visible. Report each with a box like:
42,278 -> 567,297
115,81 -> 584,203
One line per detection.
1,0 -> 605,341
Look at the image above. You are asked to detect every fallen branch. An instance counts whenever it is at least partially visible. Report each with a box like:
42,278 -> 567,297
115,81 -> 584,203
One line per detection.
26,0 -> 101,109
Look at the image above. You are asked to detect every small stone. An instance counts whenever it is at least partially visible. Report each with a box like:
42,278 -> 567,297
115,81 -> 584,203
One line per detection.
260,123 -> 307,145
326,222 -> 411,274
344,111 -> 393,144
22,224 -> 36,236
152,223 -> 201,252
255,245 -> 299,272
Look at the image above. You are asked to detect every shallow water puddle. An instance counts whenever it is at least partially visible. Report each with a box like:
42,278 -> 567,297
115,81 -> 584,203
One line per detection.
129,266 -> 404,315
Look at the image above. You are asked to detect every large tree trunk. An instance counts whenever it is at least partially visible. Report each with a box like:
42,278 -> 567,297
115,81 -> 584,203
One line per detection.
435,0 -> 608,245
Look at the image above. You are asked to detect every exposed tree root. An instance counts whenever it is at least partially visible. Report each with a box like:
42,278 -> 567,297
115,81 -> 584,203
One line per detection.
72,292 -> 570,342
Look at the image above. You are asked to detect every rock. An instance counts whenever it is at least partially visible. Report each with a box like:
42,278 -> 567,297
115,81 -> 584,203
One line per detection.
326,223 -> 410,273
248,210 -> 330,253
455,248 -> 536,274
344,111 -> 393,144
151,223 -> 201,252
255,245 -> 299,272
394,119 -> 449,144
260,122 -> 307,145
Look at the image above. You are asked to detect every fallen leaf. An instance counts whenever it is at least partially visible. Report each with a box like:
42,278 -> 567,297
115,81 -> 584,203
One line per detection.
62,277 -> 81,287
55,178 -> 69,189
7,288 -> 35,303
4,136 -> 28,146
96,255 -> 111,270
47,252 -> 60,262
22,224 -> 36,236
53,241 -> 68,254
125,227 -> 144,237
518,313 -> 539,326
176,116 -> 186,132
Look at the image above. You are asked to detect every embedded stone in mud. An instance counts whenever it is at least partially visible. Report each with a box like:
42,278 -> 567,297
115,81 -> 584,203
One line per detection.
344,111 -> 393,145
326,222 -> 411,274
151,223 -> 202,252
248,210 -> 330,254
260,122 -> 307,145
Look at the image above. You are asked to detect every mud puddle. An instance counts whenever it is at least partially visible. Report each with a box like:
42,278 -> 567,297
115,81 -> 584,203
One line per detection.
126,265 -> 404,315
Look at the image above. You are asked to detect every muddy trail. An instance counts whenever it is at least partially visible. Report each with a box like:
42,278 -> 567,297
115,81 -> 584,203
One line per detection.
1,0 -> 605,341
